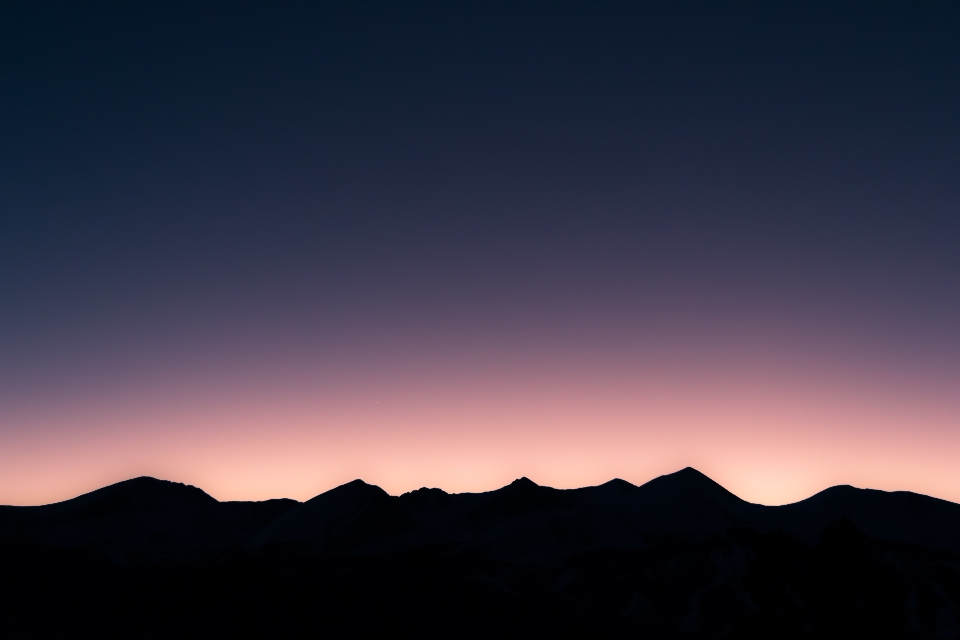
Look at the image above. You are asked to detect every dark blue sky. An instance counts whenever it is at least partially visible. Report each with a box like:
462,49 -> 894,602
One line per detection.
1,1 -> 959,503
4,2 -> 958,337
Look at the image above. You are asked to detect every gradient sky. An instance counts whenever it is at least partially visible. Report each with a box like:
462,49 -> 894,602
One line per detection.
2,1 -> 959,506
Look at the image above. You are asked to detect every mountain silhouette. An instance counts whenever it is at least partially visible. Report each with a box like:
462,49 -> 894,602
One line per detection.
769,484 -> 960,554
0,477 -> 297,562
3,468 -> 960,637
247,479 -> 411,552
4,467 -> 960,561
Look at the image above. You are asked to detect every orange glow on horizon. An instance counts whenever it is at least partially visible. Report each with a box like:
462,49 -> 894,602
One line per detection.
2,336 -> 957,508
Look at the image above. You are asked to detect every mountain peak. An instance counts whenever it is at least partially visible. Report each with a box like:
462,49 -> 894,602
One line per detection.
83,476 -> 214,498
598,478 -> 636,492
676,466 -> 709,478
638,467 -> 747,507
662,467 -> 720,485
302,478 -> 390,506
398,487 -> 450,510
341,479 -> 375,489
39,476 -> 216,520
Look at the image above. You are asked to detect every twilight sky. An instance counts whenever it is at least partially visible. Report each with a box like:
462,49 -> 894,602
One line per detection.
2,1 -> 958,506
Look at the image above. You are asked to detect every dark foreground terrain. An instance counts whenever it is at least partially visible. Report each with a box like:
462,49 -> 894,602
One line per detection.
3,469 -> 960,638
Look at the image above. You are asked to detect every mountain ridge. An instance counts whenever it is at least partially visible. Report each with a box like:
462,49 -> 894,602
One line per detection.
3,467 -> 959,563
5,468 -> 960,637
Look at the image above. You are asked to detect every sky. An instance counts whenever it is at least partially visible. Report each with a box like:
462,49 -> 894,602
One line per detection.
2,1 -> 959,506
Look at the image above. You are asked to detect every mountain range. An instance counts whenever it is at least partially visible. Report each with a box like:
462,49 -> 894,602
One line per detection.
2,468 -> 959,638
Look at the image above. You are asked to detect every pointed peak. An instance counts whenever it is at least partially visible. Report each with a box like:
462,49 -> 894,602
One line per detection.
638,467 -> 744,504
508,477 -> 539,489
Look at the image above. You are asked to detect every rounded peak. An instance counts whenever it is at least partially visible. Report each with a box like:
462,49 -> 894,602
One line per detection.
599,478 -> 637,491
111,476 -> 207,492
341,479 -> 374,488
675,467 -> 710,478
818,484 -> 861,494
44,476 -> 216,516
508,477 -> 539,489
305,479 -> 389,504
793,484 -> 874,505
91,476 -> 214,500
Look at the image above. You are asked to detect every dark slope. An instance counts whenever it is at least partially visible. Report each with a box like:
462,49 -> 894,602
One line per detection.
0,477 -> 215,527
466,477 -> 575,525
618,467 -> 764,536
770,485 -> 960,555
634,467 -> 754,515
35,476 -> 213,513
247,479 -> 411,552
